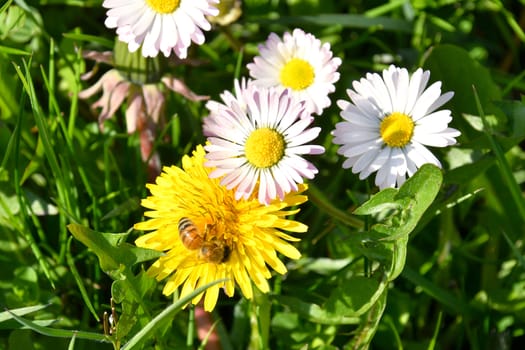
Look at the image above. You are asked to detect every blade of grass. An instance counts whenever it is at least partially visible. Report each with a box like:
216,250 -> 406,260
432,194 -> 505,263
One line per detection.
382,316 -> 403,350
0,304 -> 50,323
66,237 -> 100,322
0,0 -> 13,13
0,45 -> 32,55
427,312 -> 443,350
62,33 -> 114,48
501,7 -> 525,43
255,14 -> 412,33
39,47 -> 99,228
210,309 -> 235,350
197,320 -> 220,350
48,38 -> 56,118
402,266 -> 471,316
11,81 -> 57,286
364,0 -> 407,17
12,60 -> 67,200
7,309 -> 113,343
67,333 -> 76,350
501,69 -> 525,96
473,85 -> 525,221
500,230 -> 525,270
233,47 -> 244,80
66,34 -> 82,139
14,59 -> 80,263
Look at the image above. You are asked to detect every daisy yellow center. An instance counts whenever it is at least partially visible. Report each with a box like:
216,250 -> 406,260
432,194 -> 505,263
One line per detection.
279,58 -> 315,91
245,128 -> 285,168
379,112 -> 414,148
146,0 -> 180,14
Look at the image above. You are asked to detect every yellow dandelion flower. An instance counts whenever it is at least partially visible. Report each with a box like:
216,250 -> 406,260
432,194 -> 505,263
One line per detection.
134,145 -> 308,311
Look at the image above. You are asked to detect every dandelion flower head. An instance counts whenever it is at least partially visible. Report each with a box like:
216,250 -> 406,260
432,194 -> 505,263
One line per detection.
134,145 -> 309,311
247,28 -> 342,115
203,79 -> 325,205
332,65 -> 460,189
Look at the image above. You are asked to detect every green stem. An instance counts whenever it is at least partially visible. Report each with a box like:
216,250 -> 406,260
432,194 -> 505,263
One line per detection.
308,184 -> 364,230
249,291 -> 271,350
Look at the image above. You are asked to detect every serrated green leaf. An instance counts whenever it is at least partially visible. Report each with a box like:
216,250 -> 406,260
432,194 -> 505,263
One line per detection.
67,223 -> 162,277
68,223 -> 161,318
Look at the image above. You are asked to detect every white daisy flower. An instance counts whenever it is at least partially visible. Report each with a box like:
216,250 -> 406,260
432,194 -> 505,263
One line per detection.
247,28 -> 341,116
332,65 -> 460,189
103,0 -> 219,59
203,79 -> 325,205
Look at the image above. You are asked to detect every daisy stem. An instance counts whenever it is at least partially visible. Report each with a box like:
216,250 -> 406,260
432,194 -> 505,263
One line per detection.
308,184 -> 364,230
473,86 -> 525,221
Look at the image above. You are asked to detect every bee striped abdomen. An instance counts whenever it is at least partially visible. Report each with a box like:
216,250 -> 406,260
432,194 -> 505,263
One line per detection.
178,217 -> 204,250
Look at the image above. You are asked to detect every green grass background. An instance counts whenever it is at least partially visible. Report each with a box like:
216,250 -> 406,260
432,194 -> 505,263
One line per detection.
1,0 -> 525,349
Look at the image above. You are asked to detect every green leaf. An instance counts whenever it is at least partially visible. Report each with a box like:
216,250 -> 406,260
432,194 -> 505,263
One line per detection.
353,188 -> 397,216
394,164 -> 443,236
67,223 -> 162,277
352,165 -> 443,280
424,44 -> 501,114
274,296 -> 361,325
343,289 -> 388,350
68,223 -> 161,320
355,164 -> 443,239
324,272 -> 388,317
423,44 -> 502,139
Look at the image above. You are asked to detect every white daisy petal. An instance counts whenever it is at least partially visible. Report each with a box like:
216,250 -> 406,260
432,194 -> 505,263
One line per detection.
247,28 -> 341,115
103,0 -> 218,59
360,147 -> 391,179
204,80 -> 324,204
332,65 -> 460,189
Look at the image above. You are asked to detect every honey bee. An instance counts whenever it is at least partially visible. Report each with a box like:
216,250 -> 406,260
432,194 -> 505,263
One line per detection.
178,217 -> 231,264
